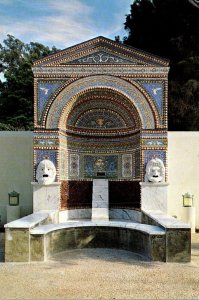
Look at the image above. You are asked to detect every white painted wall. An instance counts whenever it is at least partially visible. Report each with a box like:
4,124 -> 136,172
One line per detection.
0,132 -> 33,227
0,131 -> 199,228
168,132 -> 199,228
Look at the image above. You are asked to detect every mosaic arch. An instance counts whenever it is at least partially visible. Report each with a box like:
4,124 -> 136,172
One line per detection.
45,75 -> 159,129
61,88 -> 142,134
33,36 -> 169,210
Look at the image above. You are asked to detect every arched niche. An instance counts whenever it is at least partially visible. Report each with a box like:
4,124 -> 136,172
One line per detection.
61,88 -> 141,135
45,75 -> 159,129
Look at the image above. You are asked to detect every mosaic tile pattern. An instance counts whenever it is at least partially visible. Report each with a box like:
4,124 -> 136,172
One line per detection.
65,135 -> 140,152
142,139 -> 167,148
33,37 -> 169,184
75,109 -> 126,129
37,81 -> 64,120
33,36 -> 169,67
34,132 -> 59,137
142,132 -> 167,138
134,149 -> 141,179
66,89 -> 139,133
46,76 -> 156,129
34,138 -> 59,148
60,150 -> 67,180
69,154 -> 79,177
69,51 -> 140,64
33,65 -> 169,76
122,154 -> 133,178
35,150 -> 57,168
84,155 -> 118,178
142,83 -> 163,113
143,150 -> 166,170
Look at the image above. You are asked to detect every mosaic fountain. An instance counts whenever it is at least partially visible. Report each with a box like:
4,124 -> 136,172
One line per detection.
4,37 -> 191,262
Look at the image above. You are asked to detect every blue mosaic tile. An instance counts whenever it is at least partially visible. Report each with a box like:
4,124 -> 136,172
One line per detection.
144,150 -> 166,168
35,149 -> 57,168
84,155 -> 118,178
38,82 -> 63,117
142,133 -> 167,137
46,76 -> 156,129
142,83 -> 163,113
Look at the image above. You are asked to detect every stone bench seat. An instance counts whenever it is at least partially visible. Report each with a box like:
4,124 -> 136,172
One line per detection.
29,220 -> 166,263
30,220 -> 165,235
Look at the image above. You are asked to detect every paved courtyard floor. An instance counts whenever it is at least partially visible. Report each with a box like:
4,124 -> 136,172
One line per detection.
0,233 -> 199,299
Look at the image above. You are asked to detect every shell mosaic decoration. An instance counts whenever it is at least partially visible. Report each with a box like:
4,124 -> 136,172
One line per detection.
32,36 -> 169,185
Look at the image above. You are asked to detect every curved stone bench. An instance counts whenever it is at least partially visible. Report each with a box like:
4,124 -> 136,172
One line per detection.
30,221 -> 166,262
5,211 -> 191,263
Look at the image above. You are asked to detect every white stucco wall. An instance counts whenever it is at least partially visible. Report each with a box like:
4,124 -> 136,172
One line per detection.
168,132 -> 199,228
0,131 -> 199,228
0,132 -> 33,227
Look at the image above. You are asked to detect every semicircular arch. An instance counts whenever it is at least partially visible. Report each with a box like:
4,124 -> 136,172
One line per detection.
45,75 -> 159,129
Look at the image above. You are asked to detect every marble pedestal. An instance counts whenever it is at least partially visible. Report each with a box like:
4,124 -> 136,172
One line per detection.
32,182 -> 61,212
140,182 -> 169,214
92,179 -> 109,221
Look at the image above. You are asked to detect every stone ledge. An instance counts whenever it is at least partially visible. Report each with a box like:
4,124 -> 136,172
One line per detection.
31,182 -> 61,186
140,182 -> 169,187
4,211 -> 57,229
30,220 -> 165,236
143,210 -> 190,229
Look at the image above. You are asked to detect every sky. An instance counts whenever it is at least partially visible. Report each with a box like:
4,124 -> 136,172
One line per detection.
0,0 -> 133,49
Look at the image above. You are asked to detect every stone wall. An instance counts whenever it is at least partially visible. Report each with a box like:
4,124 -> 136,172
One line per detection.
168,132 -> 199,227
0,132 -> 33,227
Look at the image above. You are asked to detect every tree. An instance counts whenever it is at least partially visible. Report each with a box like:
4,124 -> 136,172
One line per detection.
0,35 -> 59,130
123,0 -> 199,130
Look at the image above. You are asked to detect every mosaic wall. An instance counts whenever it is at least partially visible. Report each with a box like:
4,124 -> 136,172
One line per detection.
60,149 -> 68,180
70,51 -> 141,64
69,154 -> 79,178
34,148 -> 58,181
36,80 -> 65,124
133,149 -> 141,179
122,154 -> 133,178
46,76 -> 157,130
66,88 -> 140,134
57,131 -> 141,181
141,130 -> 167,181
44,129 -> 168,182
84,155 -> 118,179
32,37 -> 169,209
142,83 -> 163,113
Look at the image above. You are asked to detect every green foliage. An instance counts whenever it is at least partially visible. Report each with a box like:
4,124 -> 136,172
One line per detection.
123,0 -> 199,130
0,35 -> 59,130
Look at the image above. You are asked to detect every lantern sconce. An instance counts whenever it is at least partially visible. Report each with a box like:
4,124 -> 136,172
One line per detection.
182,192 -> 194,207
8,191 -> 20,206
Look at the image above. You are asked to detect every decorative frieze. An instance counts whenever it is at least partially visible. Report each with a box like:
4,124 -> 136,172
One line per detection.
33,66 -> 169,76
